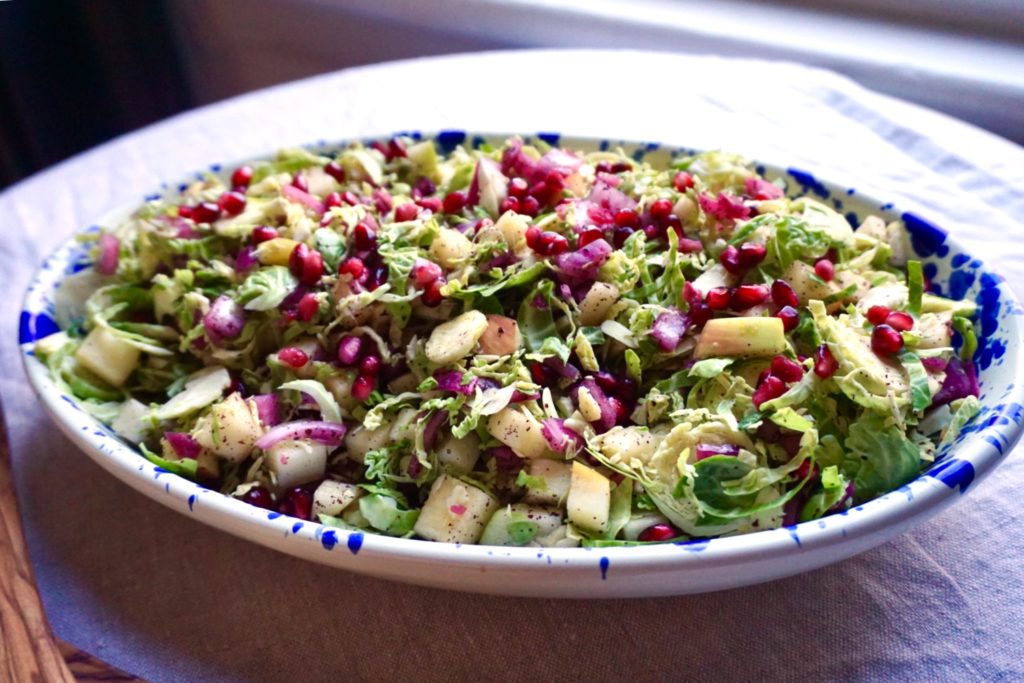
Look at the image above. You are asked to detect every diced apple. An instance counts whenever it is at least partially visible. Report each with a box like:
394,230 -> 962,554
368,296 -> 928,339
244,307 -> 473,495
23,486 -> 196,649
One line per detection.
192,392 -> 263,462
487,407 -> 550,459
74,325 -> 140,386
693,317 -> 787,359
479,504 -> 564,546
494,211 -> 530,252
435,432 -> 481,474
425,310 -> 488,365
255,237 -> 300,266
782,261 -> 836,305
312,480 -> 361,517
478,315 -> 521,356
413,474 -> 498,543
429,228 -> 474,268
595,426 -> 661,466
578,282 -> 620,326
266,438 -> 328,492
406,140 -> 441,183
567,462 -> 611,536
521,459 -> 572,507
343,423 -> 391,463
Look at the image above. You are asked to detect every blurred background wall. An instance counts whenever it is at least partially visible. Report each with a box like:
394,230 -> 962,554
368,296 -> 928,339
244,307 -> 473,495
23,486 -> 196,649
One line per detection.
2,0 -> 1022,188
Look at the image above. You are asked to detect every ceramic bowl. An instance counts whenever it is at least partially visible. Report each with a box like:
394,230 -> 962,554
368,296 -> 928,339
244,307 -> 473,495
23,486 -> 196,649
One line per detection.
19,132 -> 1024,598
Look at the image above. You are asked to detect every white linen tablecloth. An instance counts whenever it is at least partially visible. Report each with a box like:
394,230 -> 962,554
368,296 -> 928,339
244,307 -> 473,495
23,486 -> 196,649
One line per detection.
2,50 -> 1023,682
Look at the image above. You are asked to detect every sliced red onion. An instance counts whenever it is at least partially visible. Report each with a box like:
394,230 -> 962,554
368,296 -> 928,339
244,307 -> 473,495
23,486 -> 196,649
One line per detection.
651,308 -> 689,352
553,238 -> 612,279
699,192 -> 751,224
422,410 -> 448,450
434,370 -> 478,395
235,246 -> 258,272
510,390 -> 540,403
586,180 -> 636,214
921,356 -> 948,372
166,432 -> 201,460
255,420 -> 347,451
96,233 -> 119,275
695,443 -> 740,460
543,357 -> 581,382
282,184 -> 326,214
573,378 -> 617,432
251,394 -> 281,426
828,482 -> 856,512
203,295 -> 245,342
487,445 -> 524,473
541,418 -> 584,453
337,336 -> 363,365
932,357 -> 979,407
482,251 -> 518,272
745,177 -> 784,200
278,285 -> 307,312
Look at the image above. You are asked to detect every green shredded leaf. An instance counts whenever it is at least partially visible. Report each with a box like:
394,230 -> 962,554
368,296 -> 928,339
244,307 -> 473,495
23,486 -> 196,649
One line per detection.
899,350 -> 933,412
907,260 -> 923,318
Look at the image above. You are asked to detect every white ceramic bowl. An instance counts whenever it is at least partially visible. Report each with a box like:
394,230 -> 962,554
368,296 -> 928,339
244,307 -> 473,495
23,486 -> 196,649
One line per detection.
19,133 -> 1024,598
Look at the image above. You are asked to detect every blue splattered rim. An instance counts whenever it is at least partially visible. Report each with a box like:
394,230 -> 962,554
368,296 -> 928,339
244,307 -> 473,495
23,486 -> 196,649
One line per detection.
18,131 -> 1024,586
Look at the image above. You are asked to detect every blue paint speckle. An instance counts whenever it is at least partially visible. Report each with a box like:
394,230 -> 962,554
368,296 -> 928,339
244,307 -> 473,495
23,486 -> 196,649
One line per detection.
599,556 -> 610,580
846,188 -> 856,196
292,522 -> 304,534
187,494 -> 196,511
785,525 -> 802,547
153,467 -> 169,479
902,212 -> 947,257
951,254 -> 970,268
787,168 -> 829,198
18,311 -> 60,344
267,511 -> 282,520
537,132 -> 560,146
928,457 -> 975,493
896,485 -> 913,502
674,538 -> 710,552
436,130 -> 466,154
948,269 -> 976,301
347,532 -> 364,555
321,529 -> 338,550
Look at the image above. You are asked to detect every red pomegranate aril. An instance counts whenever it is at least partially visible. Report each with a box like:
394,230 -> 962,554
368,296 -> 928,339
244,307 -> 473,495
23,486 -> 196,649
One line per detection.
297,293 -> 320,322
871,324 -> 904,356
577,228 -> 603,247
367,265 -> 388,291
251,226 -> 278,244
351,374 -> 373,402
528,181 -> 551,205
525,226 -> 542,249
530,363 -> 549,385
336,335 -> 363,365
814,344 -> 839,378
770,355 -> 804,383
290,173 -> 309,192
359,355 -> 381,376
866,305 -> 892,326
753,375 -> 787,408
289,244 -> 324,286
338,257 -> 365,280
218,191 -> 246,217
231,165 -> 254,188
508,177 -> 529,198
521,196 -> 540,217
614,209 -> 641,229
353,222 -> 377,250
650,198 -> 673,221
192,202 -> 221,224
688,302 -> 713,329
664,214 -> 683,233
535,231 -> 568,256
638,523 -> 677,543
417,196 -> 443,213
678,237 -> 703,253
342,190 -> 361,206
609,397 -> 629,424
777,305 -> 800,332
814,258 -> 835,282
443,191 -> 467,214
594,371 -> 618,394
673,171 -> 695,191
771,279 -> 799,308
412,259 -> 444,287
731,284 -> 769,311
394,203 -> 419,222
719,245 -> 744,274
324,192 -> 343,210
324,161 -> 346,183
705,286 -> 732,310
612,226 -> 634,248
682,282 -> 703,308
177,205 -> 194,220
499,196 -> 520,213
737,242 -> 767,268
421,279 -> 445,307
278,346 -> 309,368
885,311 -> 914,332
241,486 -> 273,509
279,487 -> 313,521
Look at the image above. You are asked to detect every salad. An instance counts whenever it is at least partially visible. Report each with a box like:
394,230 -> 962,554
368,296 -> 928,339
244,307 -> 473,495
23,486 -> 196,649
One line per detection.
36,136 -> 982,547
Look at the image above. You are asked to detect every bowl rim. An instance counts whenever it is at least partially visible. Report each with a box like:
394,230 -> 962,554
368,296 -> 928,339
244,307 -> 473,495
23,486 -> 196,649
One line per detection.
18,131 -> 1024,580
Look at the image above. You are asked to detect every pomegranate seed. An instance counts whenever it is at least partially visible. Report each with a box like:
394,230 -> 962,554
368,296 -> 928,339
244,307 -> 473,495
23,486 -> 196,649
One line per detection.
770,355 -> 804,383
612,227 -> 634,248
443,191 -> 467,214
351,374 -> 373,401
417,196 -> 442,213
885,311 -> 914,331
814,258 -> 835,282
278,346 -> 309,368
278,487 -> 313,520
638,523 -> 677,542
192,202 -> 221,224
366,265 -> 388,291
241,486 -> 272,509
866,305 -> 892,326
394,203 -> 419,222
737,242 -> 767,268
336,335 -> 363,365
771,279 -> 799,308
525,226 -> 542,249
231,165 -> 254,188
682,282 -> 703,308
608,397 -> 629,423
324,192 -> 343,210
530,363 -> 548,384
705,286 -> 732,310
545,169 -> 566,191
521,196 -> 540,217
730,284 -> 769,311
217,191 -> 246,217
499,197 -> 520,213
535,231 -> 568,256
342,191 -> 361,206
353,222 -> 377,250
421,279 -> 445,307
388,138 -> 407,159
289,244 -> 324,286
687,302 -> 713,330
528,181 -> 551,205
614,209 -> 641,228
753,375 -> 787,408
650,198 -> 673,221
338,257 -> 365,280
177,205 -> 194,220
324,161 -> 345,183
508,177 -> 529,198
777,306 -> 800,332
719,245 -> 744,274
577,228 -> 603,247
871,324 -> 904,356
814,344 -> 839,378
251,226 -> 278,244
673,171 -> 694,191
664,214 -> 683,234
757,368 -> 771,386
678,238 -> 703,253
414,178 -> 436,197
594,371 -> 618,394
297,293 -> 319,322
290,173 -> 309,192
411,259 -> 443,287
359,355 -> 381,376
